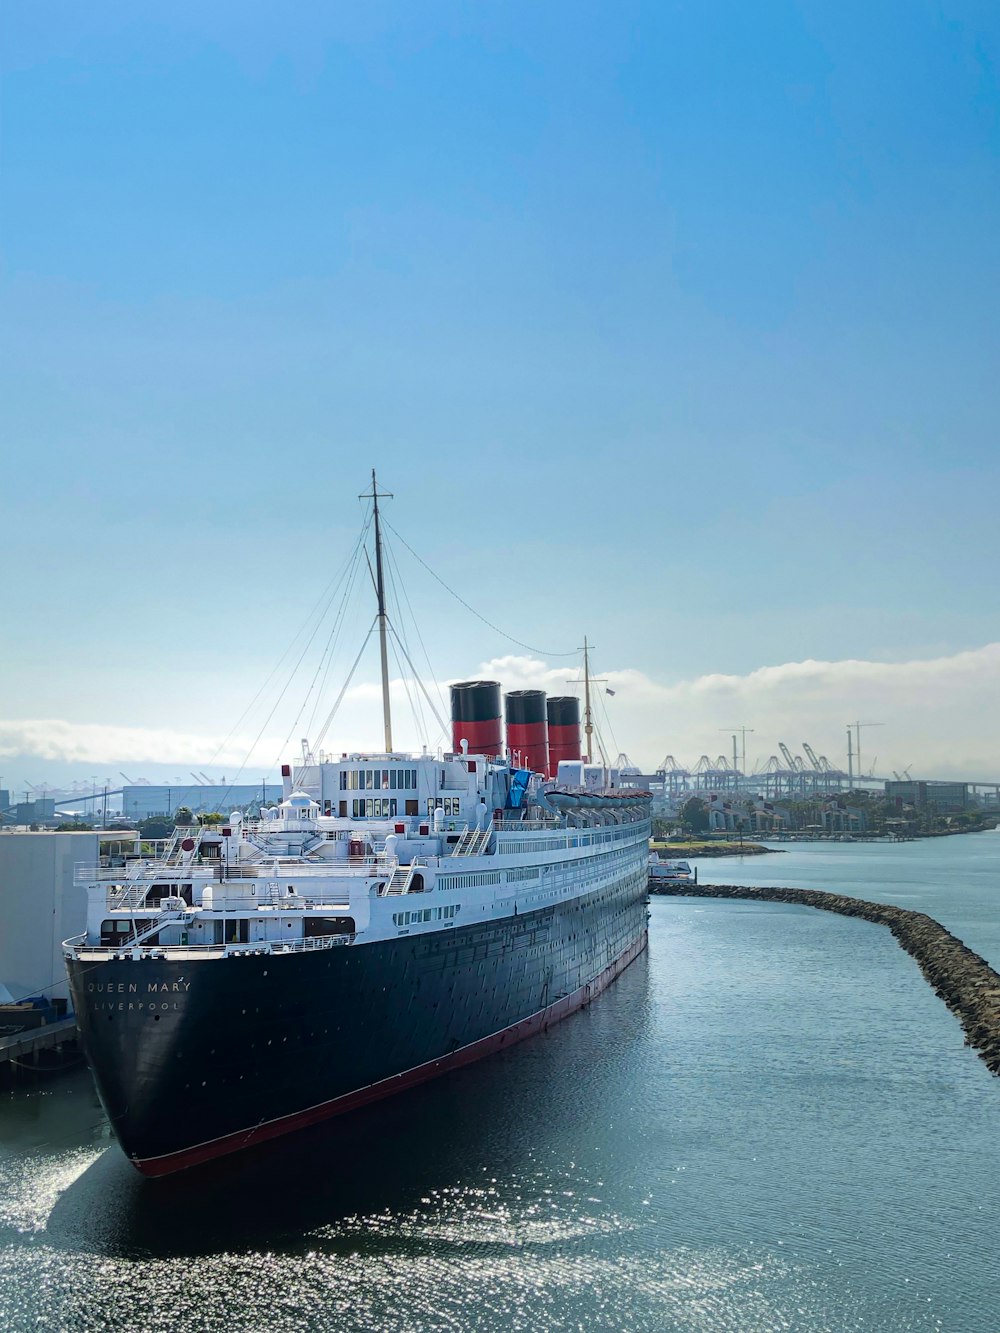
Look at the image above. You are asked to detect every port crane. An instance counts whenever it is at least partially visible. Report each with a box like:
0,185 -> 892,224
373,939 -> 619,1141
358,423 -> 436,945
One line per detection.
778,742 -> 799,773
802,743 -> 824,772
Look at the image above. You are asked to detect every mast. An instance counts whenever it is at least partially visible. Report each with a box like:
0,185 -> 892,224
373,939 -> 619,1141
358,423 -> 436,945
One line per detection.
370,470 -> 393,752
583,636 -> 593,763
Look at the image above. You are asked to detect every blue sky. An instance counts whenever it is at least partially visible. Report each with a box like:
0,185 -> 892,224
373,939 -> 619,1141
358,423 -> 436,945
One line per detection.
2,1 -> 999,787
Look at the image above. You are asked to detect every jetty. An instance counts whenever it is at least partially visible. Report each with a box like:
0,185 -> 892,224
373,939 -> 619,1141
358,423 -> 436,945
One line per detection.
652,883 -> 1000,1078
0,1015 -> 79,1080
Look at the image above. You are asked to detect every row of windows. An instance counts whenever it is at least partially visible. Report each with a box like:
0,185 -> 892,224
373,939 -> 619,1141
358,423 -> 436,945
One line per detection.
437,870 -> 503,889
500,838 -> 569,855
428,797 -> 462,816
392,904 -> 462,926
340,768 -> 417,791
352,799 -> 398,818
505,866 -> 541,882
497,820 -> 649,856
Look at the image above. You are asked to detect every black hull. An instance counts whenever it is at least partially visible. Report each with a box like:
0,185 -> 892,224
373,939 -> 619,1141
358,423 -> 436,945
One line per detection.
67,872 -> 647,1175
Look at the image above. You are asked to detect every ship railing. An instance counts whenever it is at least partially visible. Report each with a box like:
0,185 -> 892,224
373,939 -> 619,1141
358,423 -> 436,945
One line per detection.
64,932 -> 357,961
109,882 -> 159,911
450,822 -> 494,856
494,819 -> 560,832
218,858 -> 392,878
75,862 -> 217,887
77,853 -> 398,891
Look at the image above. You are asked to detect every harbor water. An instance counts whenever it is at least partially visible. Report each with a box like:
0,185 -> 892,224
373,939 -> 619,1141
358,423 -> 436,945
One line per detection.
2,835 -> 998,1331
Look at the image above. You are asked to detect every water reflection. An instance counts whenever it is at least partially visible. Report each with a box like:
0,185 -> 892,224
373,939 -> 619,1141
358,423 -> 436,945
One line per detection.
2,887 -> 998,1332
40,951 -> 654,1261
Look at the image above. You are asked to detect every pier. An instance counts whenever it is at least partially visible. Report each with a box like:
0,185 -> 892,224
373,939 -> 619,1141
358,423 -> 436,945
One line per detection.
651,882 -> 1000,1078
0,1016 -> 79,1079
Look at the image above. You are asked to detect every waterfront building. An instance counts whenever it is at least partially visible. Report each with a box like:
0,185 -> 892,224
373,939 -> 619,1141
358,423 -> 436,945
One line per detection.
0,829 -> 138,1006
885,781 -> 969,812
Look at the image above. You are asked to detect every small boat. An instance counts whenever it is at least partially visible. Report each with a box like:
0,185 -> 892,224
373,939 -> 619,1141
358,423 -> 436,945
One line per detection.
647,854 -> 696,890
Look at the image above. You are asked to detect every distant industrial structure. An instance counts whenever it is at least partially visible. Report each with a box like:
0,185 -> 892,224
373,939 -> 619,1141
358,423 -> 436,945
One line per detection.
120,782 -> 282,821
616,739 -> 984,820
0,778 -> 281,826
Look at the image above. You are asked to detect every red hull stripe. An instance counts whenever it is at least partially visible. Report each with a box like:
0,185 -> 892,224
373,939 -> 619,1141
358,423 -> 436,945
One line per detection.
133,930 -> 648,1178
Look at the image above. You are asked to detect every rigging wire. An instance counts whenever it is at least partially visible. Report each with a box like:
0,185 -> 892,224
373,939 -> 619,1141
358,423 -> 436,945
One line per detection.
387,623 -> 451,745
381,531 -> 453,747
381,552 -> 428,746
205,516 -> 372,771
386,629 -> 427,750
382,525 -> 449,723
383,519 -> 577,659
275,535 -> 371,765
312,619 -> 379,755
304,520 -> 372,739
215,559 -> 370,808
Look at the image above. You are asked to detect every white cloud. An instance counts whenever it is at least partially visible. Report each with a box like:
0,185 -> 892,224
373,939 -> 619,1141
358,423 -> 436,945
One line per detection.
474,644 -> 1000,780
3,643 -> 1000,781
0,720 -> 275,769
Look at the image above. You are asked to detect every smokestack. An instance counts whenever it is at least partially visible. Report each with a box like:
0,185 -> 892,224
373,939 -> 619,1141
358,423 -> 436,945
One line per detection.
504,690 -> 549,774
450,681 -> 503,757
546,696 -> 582,777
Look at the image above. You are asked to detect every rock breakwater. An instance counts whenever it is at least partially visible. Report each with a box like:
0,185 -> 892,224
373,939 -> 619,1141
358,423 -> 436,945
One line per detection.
652,882 -> 1000,1077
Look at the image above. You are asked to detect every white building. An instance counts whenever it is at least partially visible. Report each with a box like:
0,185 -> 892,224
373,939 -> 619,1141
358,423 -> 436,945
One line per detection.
0,831 -> 137,1007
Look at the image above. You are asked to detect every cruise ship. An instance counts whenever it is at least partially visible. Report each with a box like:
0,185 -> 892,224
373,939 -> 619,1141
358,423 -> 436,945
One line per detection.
64,480 -> 651,1176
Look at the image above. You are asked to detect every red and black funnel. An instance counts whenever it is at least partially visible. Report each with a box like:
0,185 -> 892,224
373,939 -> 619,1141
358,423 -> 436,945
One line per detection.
505,690 -> 549,774
450,681 -> 503,757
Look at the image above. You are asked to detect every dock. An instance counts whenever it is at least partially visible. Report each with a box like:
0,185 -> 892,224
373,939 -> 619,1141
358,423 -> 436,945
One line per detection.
0,1016 -> 79,1078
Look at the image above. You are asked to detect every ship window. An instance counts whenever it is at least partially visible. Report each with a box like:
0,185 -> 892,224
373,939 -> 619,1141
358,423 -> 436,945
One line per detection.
405,800 -> 418,816
99,919 -> 132,946
304,916 -> 355,937
366,799 -> 374,817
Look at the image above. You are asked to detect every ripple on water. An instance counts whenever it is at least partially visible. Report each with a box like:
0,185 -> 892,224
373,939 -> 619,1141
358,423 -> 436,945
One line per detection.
1,863 -> 997,1332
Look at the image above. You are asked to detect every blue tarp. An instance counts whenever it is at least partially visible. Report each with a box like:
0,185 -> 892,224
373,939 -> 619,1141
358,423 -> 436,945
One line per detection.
506,769 -> 533,809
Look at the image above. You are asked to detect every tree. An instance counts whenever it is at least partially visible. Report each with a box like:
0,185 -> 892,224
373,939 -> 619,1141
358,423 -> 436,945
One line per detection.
679,797 -> 710,836
173,807 -> 195,826
56,821 -> 93,831
138,816 -> 173,840
198,812 -> 225,826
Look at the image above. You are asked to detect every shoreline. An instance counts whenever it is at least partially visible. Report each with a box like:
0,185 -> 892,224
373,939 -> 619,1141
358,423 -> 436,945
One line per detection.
651,882 -> 1000,1078
650,840 -> 781,858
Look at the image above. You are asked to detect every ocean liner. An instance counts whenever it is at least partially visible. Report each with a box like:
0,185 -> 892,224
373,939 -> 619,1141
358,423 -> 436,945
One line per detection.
64,478 -> 651,1176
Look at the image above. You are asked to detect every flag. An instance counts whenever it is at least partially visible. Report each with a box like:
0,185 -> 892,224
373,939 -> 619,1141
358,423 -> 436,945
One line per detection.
605,687 -> 616,696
